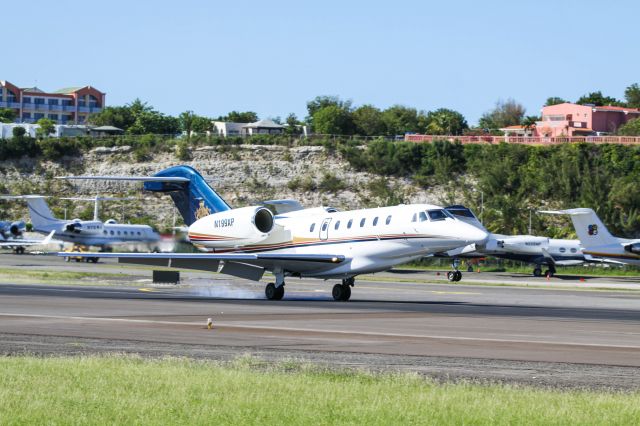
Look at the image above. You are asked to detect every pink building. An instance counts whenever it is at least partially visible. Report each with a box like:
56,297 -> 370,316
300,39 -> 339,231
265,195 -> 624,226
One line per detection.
536,103 -> 640,137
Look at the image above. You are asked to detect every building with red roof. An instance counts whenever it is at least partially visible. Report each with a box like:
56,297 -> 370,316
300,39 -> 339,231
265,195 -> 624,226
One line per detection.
0,80 -> 105,124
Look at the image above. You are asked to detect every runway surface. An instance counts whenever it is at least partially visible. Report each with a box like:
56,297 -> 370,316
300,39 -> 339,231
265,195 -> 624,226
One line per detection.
1,254 -> 640,389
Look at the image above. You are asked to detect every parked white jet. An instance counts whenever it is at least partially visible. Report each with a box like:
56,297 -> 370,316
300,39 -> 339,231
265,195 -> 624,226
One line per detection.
541,208 -> 640,266
0,219 -> 55,254
58,165 -> 488,301
1,196 -> 161,255
443,205 -> 588,280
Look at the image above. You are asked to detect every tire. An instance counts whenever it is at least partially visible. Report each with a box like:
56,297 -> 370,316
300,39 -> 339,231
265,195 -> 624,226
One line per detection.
454,271 -> 462,282
341,285 -> 351,301
274,285 -> 285,300
265,283 -> 277,300
91,257 -> 99,263
332,284 -> 344,301
467,266 -> 474,273
447,271 -> 456,282
533,268 -> 542,277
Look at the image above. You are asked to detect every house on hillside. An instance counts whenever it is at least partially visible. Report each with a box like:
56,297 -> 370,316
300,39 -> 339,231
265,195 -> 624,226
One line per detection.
212,119 -> 287,137
535,103 -> 640,137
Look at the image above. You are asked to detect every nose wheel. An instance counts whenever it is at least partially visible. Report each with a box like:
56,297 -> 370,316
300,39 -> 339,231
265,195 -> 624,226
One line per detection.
447,259 -> 462,282
447,270 -> 462,282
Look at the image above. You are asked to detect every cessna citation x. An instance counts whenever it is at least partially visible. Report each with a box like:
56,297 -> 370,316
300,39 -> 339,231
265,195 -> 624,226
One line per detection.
59,165 -> 488,301
541,208 -> 640,266
1,195 -> 160,257
443,205 -> 588,280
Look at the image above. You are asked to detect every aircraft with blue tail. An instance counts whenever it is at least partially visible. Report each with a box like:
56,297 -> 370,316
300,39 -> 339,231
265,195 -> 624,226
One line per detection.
58,165 -> 488,301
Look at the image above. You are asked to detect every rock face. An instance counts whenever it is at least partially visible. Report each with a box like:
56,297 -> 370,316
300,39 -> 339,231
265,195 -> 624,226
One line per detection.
0,145 -> 445,229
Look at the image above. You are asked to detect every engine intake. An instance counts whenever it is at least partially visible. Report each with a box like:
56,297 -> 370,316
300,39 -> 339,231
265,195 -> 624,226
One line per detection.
188,206 -> 275,247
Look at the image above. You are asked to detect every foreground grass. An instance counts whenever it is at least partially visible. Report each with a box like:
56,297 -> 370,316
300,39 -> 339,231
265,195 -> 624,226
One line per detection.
0,267 -> 132,286
1,356 -> 639,425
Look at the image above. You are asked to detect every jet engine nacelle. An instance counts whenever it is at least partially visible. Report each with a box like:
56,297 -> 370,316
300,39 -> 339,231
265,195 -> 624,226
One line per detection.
9,221 -> 26,236
188,206 -> 275,248
64,220 -> 103,234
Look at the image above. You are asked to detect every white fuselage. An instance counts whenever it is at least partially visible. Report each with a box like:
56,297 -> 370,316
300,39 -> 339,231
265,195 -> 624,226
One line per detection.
188,204 -> 488,278
34,220 -> 160,248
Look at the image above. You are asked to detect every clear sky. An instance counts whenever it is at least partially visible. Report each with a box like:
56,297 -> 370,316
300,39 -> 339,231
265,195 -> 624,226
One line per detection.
4,0 -> 638,125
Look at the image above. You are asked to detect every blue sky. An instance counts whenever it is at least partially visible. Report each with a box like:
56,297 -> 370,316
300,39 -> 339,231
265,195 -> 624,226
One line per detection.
4,0 -> 638,125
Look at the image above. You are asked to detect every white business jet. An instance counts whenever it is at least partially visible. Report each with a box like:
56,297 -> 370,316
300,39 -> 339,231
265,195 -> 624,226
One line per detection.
1,195 -> 161,257
541,208 -> 640,266
58,165 -> 488,301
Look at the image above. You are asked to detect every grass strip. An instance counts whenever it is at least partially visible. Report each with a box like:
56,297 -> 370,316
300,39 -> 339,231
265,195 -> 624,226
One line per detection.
1,355 -> 639,425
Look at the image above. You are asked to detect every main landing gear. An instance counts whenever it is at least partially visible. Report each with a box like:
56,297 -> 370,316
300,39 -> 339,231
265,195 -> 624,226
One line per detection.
332,277 -> 354,301
265,283 -> 285,300
533,264 -> 556,278
13,247 -> 25,255
447,259 -> 462,282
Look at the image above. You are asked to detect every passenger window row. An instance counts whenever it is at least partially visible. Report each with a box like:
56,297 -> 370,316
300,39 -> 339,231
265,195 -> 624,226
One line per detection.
309,215 -> 393,232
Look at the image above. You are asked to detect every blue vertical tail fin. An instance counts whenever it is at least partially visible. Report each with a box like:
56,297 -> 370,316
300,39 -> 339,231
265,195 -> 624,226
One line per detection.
143,166 -> 230,226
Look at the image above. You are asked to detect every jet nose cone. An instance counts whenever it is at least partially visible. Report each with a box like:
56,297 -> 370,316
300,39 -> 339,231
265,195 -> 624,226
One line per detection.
463,224 -> 489,245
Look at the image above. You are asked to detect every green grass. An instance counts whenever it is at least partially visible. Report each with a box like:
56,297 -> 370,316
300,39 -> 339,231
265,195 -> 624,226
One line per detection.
0,267 -> 133,285
1,355 -> 640,425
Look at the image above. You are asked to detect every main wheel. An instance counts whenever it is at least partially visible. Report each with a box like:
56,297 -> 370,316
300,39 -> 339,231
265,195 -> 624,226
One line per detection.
467,265 -> 474,273
274,285 -> 285,300
90,257 -> 99,263
533,268 -> 542,277
544,269 -> 553,278
332,284 -> 351,301
454,270 -> 462,282
265,283 -> 277,300
447,271 -> 456,282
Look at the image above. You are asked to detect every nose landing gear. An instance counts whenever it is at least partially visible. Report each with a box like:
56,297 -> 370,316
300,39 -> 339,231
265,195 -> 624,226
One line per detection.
447,259 -> 463,282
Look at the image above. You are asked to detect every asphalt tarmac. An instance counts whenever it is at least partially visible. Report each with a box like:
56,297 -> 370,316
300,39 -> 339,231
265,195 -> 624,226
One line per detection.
1,254 -> 640,389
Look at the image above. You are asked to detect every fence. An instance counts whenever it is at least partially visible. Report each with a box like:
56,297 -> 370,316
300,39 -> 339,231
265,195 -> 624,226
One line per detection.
404,134 -> 640,145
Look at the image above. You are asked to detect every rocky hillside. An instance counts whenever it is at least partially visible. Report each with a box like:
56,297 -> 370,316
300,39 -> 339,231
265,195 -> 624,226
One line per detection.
0,144 -> 447,230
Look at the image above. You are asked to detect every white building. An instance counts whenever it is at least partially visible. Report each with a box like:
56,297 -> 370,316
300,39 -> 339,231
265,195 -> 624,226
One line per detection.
212,119 -> 286,137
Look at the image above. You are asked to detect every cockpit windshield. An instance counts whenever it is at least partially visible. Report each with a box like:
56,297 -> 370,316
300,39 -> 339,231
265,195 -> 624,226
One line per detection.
427,209 -> 449,221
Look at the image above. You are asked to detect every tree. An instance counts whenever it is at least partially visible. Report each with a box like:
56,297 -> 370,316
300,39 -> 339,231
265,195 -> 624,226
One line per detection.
576,91 -> 624,107
12,126 -> 26,139
192,115 -> 212,133
179,111 -> 195,140
522,115 -> 539,133
422,108 -> 468,135
312,105 -> 354,135
624,83 -> 640,108
381,105 -> 421,135
87,106 -> 135,130
478,99 -> 526,130
617,118 -> 640,136
306,96 -> 352,118
0,108 -> 16,123
352,105 -> 385,136
544,97 -> 567,106
222,111 -> 258,123
285,113 -> 301,135
35,118 -> 56,138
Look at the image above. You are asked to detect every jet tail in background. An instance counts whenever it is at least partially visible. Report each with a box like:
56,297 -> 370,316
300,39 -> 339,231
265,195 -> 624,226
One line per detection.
0,195 -> 62,231
539,208 -> 618,249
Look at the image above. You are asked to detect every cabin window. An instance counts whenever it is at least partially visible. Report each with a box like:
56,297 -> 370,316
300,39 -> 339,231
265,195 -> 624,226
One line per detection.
103,230 -> 107,235
334,220 -> 340,230
347,219 -> 353,229
310,223 -> 316,232
559,247 -> 566,253
138,231 -> 142,236
411,213 -> 417,222
570,248 -> 577,253
110,230 -> 114,235
427,209 -> 447,221
419,212 -> 428,222
360,218 -> 366,227
117,231 -> 121,235
373,217 -> 379,226
124,231 -> 128,235
386,215 -> 392,225
321,223 -> 328,231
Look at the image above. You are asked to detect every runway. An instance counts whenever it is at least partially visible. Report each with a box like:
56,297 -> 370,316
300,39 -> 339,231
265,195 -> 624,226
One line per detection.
1,254 -> 640,389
